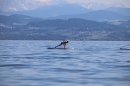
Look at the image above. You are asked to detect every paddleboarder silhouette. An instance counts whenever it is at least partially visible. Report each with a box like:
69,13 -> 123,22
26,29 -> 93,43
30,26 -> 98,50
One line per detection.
55,40 -> 69,49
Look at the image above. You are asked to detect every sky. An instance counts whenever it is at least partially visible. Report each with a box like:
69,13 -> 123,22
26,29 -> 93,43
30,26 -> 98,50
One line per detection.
66,0 -> 130,7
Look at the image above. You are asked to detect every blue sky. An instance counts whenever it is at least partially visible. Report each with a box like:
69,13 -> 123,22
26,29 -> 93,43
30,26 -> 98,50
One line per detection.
66,0 -> 130,7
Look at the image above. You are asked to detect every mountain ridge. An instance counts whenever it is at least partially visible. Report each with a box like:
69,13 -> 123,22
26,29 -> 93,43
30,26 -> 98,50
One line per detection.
0,0 -> 127,12
106,7 -> 130,16
0,0 -> 130,21
0,14 -> 130,40
49,10 -> 130,21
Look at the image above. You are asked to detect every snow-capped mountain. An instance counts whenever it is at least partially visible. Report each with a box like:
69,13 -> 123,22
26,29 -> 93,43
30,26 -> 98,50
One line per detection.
0,0 -> 126,12
0,0 -> 129,21
0,0 -> 52,12
78,2 -> 125,10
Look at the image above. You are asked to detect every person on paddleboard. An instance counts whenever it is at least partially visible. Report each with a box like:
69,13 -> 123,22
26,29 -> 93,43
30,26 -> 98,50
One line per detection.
55,40 -> 69,49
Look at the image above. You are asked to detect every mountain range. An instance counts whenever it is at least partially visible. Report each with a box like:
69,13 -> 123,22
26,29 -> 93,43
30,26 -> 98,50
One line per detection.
0,0 -> 130,40
106,7 -> 130,17
50,10 -> 130,21
0,15 -> 130,40
0,0 -> 125,12
78,2 -> 125,10
0,0 -> 50,11
0,0 -> 130,21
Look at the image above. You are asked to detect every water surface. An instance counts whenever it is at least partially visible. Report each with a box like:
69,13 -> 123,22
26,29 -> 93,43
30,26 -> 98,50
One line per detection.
0,41 -> 130,86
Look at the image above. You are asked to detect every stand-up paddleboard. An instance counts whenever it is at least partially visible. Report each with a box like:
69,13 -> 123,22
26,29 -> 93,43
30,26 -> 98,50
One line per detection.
47,48 -> 74,50
120,48 -> 130,50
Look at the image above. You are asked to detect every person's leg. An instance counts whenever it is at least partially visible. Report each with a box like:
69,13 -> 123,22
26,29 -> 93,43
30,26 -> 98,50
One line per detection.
64,44 -> 66,49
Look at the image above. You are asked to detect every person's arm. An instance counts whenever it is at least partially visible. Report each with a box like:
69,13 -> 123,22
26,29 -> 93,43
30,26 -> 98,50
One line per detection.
55,43 -> 62,48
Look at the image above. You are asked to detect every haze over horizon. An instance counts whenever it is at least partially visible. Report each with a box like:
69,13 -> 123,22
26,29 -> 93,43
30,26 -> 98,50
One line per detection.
35,0 -> 130,8
66,0 -> 130,7
0,0 -> 130,12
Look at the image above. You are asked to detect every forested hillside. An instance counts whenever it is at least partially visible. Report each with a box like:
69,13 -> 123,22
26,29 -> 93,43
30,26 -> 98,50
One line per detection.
0,15 -> 130,40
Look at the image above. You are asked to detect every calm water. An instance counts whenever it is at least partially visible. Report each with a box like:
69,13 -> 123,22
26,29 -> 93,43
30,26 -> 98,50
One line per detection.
0,40 -> 130,86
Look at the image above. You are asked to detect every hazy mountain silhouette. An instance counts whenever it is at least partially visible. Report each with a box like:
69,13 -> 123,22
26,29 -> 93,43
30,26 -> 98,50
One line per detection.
5,4 -> 91,18
50,10 -> 130,21
106,7 -> 130,17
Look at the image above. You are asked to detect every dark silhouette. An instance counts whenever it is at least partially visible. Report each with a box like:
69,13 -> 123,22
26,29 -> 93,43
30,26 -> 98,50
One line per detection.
55,40 -> 69,49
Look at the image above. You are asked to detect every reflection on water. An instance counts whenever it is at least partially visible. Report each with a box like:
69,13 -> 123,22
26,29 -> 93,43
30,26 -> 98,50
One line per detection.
0,41 -> 130,86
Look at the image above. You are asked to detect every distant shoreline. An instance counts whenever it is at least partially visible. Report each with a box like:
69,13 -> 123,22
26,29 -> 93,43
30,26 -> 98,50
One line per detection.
0,39 -> 129,41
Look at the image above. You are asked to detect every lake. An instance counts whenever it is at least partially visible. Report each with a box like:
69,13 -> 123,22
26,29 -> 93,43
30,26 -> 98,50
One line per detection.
0,40 -> 130,86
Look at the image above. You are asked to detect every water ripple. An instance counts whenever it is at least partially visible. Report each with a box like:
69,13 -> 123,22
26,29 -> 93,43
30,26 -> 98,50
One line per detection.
0,64 -> 26,67
0,41 -> 130,86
